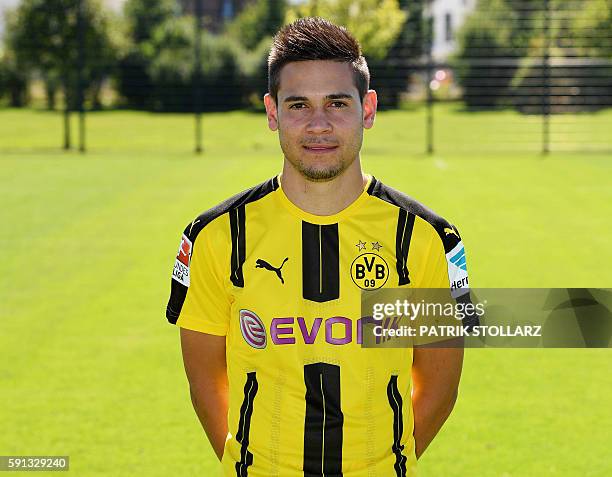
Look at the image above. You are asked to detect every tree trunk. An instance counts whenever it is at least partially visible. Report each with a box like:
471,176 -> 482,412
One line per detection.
46,81 -> 57,110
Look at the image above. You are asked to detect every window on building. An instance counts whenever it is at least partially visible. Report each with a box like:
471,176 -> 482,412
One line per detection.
222,0 -> 234,20
445,12 -> 453,43
426,16 -> 434,46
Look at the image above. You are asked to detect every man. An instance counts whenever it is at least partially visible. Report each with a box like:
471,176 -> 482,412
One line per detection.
166,17 -> 470,477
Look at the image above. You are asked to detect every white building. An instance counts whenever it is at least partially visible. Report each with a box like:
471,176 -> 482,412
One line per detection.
0,0 -> 19,39
426,0 -> 476,61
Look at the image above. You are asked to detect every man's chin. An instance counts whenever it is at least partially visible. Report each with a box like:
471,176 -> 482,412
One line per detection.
299,165 -> 345,182
283,153 -> 348,182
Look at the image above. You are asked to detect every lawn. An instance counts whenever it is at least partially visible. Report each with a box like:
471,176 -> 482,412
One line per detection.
0,107 -> 611,476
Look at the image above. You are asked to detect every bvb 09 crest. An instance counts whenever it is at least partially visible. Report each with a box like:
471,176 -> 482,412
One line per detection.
351,253 -> 390,290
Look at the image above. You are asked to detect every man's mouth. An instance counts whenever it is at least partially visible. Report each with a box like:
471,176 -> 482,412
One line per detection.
303,145 -> 339,153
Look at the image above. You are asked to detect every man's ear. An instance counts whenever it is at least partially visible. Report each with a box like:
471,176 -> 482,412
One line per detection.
362,90 -> 378,129
264,93 -> 279,131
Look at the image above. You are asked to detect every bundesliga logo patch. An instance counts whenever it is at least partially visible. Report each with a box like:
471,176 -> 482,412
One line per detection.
172,234 -> 192,287
239,309 -> 267,349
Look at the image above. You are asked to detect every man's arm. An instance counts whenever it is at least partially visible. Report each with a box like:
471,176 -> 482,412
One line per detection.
180,328 -> 229,461
411,342 -> 464,459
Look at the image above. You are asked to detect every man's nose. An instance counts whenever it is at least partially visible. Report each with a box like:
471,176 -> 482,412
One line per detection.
305,108 -> 332,134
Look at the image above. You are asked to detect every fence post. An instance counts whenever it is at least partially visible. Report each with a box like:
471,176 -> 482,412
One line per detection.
194,0 -> 204,154
63,73 -> 71,150
542,0 -> 551,155
77,0 -> 86,153
425,12 -> 434,155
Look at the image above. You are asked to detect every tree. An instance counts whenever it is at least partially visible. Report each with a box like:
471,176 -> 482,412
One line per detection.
144,16 -> 247,111
509,0 -> 612,112
571,0 -> 612,58
0,48 -> 28,107
222,0 -> 287,110
286,0 -> 407,61
225,0 -> 286,51
116,0 -> 175,108
124,0 -> 176,43
369,0 -> 425,108
392,0 -> 425,60
6,0 -> 118,110
452,0 -> 533,108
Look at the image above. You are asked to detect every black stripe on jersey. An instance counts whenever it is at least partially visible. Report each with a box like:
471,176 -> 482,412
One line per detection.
302,222 -> 340,303
303,363 -> 343,477
367,176 -> 461,253
368,177 -> 477,329
396,209 -> 415,286
230,205 -> 246,287
166,177 -> 278,324
386,375 -> 407,477
166,283 -> 187,324
235,372 -> 259,477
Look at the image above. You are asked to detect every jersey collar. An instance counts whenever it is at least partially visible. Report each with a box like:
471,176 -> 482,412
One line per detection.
275,173 -> 373,224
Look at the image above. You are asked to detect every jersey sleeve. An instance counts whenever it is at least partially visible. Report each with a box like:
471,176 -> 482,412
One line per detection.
165,219 -> 231,336
426,222 -> 479,330
430,223 -> 470,299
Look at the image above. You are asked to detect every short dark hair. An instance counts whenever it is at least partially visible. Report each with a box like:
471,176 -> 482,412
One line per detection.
268,17 -> 370,104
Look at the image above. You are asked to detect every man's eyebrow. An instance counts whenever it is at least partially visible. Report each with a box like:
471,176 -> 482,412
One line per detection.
283,93 -> 355,103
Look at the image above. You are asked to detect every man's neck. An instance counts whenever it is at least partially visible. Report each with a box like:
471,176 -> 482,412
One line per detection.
280,158 -> 367,216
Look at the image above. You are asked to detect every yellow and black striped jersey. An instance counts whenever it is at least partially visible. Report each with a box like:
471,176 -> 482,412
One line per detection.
166,174 -> 470,477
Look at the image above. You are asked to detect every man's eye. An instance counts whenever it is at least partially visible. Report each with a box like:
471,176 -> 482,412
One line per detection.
288,102 -> 347,109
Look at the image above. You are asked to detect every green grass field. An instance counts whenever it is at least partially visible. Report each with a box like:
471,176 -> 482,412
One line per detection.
0,107 -> 611,476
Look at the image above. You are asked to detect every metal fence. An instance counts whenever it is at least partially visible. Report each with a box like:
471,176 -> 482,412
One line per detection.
0,0 -> 610,155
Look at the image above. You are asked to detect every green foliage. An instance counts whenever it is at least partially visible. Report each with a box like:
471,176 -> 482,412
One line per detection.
239,38 -> 274,110
148,16 -> 193,80
221,0 -> 281,110
392,0 -> 425,59
286,0 -> 407,60
142,17 -> 248,111
225,0 -> 286,51
454,0 -> 612,110
0,49 -> 28,107
455,0 -> 525,56
117,0 -> 176,109
369,0 -> 425,109
481,0 -> 612,112
6,0 -> 119,109
123,0 -> 176,43
453,0 -> 536,108
117,0 -> 253,111
571,0 -> 612,58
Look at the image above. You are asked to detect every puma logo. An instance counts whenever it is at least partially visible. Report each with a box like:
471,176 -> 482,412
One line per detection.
444,227 -> 459,238
256,257 -> 289,284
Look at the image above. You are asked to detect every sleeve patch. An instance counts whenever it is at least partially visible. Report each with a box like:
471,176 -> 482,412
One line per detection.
172,234 -> 192,287
446,241 -> 469,298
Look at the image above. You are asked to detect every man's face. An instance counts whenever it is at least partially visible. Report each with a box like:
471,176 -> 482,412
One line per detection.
264,60 -> 377,182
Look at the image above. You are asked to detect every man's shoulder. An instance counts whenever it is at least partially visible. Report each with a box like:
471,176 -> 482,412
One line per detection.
367,176 -> 462,243
182,176 -> 279,242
